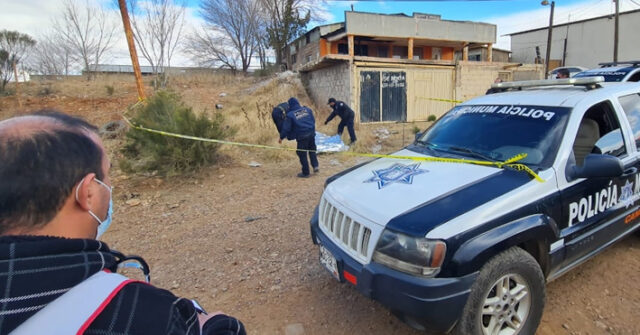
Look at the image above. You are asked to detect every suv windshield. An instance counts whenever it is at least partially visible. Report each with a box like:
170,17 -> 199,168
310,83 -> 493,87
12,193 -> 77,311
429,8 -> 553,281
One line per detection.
416,105 -> 571,168
574,69 -> 633,82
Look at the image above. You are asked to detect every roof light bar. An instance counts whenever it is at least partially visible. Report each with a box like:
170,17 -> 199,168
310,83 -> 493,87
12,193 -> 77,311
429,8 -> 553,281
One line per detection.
598,60 -> 640,68
491,76 -> 604,89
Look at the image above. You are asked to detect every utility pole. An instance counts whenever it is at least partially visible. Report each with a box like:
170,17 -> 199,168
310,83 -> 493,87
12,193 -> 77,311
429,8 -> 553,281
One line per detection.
542,0 -> 555,79
563,14 -> 570,66
117,0 -> 146,101
614,0 -> 619,63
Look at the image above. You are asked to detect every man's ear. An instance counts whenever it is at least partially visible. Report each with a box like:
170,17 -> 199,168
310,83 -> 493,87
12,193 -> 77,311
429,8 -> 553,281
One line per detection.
74,173 -> 96,211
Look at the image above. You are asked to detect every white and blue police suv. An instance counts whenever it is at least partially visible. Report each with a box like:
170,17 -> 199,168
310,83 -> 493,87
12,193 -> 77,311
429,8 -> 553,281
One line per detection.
310,77 -> 640,334
574,60 -> 640,82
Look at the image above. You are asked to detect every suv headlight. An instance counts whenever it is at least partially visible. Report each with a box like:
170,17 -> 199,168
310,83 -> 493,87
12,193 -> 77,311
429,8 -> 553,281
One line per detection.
372,229 -> 446,277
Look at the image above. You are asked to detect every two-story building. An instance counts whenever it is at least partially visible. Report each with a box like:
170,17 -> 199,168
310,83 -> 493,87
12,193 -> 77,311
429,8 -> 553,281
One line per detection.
285,11 -> 507,122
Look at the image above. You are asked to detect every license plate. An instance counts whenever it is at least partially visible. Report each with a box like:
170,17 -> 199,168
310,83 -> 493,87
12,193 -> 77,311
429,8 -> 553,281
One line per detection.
319,245 -> 340,281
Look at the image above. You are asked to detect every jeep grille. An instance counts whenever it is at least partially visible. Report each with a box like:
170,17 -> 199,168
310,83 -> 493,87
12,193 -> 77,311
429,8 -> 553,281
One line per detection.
319,197 -> 371,259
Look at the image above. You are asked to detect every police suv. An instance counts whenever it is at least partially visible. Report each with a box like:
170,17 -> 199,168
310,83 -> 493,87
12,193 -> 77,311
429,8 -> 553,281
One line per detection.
574,60 -> 640,82
310,77 -> 640,334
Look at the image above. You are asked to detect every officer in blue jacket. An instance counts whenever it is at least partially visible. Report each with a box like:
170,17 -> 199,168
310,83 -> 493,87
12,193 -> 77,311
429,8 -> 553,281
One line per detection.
325,97 -> 357,144
279,97 -> 319,178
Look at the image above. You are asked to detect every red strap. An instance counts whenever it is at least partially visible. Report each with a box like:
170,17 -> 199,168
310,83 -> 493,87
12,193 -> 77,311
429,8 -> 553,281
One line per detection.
76,271 -> 147,335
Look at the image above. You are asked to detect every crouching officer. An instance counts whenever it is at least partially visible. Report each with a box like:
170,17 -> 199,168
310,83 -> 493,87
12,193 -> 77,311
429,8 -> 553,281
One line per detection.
272,101 -> 289,133
325,97 -> 357,144
279,97 -> 319,178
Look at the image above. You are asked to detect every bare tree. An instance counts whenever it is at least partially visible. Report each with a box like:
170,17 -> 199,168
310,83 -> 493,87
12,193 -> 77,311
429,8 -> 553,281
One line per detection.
184,29 -> 241,73
254,15 -> 270,70
194,0 -> 263,73
54,0 -> 118,80
126,0 -> 186,87
259,0 -> 326,68
0,50 -> 11,92
0,30 -> 36,92
29,32 -> 77,76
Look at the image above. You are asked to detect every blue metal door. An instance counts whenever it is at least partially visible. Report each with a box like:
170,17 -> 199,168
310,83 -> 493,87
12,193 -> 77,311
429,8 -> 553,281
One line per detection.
360,71 -> 380,122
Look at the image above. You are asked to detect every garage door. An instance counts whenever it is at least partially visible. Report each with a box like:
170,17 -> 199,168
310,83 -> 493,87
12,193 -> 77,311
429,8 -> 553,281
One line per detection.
411,67 -> 455,120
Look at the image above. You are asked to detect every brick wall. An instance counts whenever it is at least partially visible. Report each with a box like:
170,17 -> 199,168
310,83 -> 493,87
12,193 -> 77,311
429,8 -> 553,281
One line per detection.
300,62 -> 351,110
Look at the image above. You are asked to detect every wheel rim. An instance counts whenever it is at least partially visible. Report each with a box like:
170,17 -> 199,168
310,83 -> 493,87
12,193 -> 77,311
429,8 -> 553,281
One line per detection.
480,273 -> 531,335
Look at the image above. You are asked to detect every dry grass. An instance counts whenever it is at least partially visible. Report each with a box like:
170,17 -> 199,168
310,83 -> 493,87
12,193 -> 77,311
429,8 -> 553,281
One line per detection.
0,72 -> 436,166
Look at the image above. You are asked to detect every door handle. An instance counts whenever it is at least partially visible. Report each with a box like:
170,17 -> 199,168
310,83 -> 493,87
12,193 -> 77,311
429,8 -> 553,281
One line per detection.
623,167 -> 638,176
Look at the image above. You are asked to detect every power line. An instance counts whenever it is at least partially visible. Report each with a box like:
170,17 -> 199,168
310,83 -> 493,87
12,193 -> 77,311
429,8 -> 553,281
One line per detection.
560,0 -> 605,21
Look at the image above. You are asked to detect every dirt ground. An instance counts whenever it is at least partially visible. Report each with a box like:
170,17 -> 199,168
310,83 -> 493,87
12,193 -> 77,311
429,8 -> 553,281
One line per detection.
2,76 -> 640,334
104,157 -> 640,335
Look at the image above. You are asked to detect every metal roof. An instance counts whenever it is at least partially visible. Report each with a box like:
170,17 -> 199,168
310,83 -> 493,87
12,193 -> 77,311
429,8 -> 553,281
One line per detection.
87,64 -> 156,73
85,64 -> 215,73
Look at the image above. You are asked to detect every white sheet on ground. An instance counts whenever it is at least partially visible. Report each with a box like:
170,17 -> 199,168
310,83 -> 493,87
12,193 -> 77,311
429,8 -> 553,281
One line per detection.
315,131 -> 349,153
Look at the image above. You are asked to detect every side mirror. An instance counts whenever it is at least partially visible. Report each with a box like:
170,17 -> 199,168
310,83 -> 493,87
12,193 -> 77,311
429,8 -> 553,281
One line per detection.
414,132 -> 423,141
567,154 -> 624,181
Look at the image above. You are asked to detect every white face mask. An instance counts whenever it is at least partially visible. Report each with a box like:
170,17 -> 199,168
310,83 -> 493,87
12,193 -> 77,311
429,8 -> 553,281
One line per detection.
75,177 -> 113,239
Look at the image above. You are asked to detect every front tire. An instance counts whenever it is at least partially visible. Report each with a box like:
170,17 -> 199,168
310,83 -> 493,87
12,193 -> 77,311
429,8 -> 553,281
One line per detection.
452,247 -> 545,335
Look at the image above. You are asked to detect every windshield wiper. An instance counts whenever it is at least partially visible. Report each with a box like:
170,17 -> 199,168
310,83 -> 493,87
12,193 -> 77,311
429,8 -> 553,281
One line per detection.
446,146 -> 498,162
414,141 -> 440,155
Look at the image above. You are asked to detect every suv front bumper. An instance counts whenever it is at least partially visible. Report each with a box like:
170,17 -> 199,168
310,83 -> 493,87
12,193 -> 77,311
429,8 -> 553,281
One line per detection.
310,208 -> 477,333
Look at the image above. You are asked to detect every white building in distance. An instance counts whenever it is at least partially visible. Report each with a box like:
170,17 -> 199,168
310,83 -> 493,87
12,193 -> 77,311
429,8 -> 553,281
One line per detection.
509,9 -> 640,69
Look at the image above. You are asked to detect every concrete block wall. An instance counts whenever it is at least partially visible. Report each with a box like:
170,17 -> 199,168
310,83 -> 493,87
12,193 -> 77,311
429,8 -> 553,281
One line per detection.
455,61 -> 500,102
300,62 -> 351,111
512,64 -> 544,81
455,61 -> 544,102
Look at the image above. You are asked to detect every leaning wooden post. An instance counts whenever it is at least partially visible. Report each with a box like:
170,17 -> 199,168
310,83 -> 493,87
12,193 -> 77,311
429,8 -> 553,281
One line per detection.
117,0 -> 146,101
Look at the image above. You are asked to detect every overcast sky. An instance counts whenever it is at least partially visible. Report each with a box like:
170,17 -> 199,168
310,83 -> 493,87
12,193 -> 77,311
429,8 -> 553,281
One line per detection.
2,0 -> 639,67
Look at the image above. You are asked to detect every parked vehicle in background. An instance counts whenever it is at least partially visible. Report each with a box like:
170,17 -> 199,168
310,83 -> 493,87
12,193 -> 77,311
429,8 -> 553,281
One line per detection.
574,61 -> 640,82
549,66 -> 587,78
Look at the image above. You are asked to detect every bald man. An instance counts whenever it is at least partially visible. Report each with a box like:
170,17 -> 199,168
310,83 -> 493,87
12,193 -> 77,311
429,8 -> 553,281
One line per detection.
0,111 -> 245,334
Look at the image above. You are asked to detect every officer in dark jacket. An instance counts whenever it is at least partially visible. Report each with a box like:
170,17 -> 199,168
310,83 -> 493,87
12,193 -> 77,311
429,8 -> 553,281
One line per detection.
272,101 -> 289,133
0,111 -> 246,335
325,97 -> 357,144
279,97 -> 319,178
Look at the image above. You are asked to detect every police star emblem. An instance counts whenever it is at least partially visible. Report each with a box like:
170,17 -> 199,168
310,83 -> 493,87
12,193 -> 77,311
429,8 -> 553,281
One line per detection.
364,163 -> 428,189
620,179 -> 635,208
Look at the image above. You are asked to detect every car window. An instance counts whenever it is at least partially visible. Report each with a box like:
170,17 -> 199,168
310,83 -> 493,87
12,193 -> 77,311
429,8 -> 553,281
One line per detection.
628,71 -> 640,82
619,93 -> 640,148
573,101 -> 626,166
595,129 -> 625,157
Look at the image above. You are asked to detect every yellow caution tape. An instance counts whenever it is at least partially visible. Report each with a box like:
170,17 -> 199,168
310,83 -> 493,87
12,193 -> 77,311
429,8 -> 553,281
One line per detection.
416,96 -> 463,104
121,115 -> 543,182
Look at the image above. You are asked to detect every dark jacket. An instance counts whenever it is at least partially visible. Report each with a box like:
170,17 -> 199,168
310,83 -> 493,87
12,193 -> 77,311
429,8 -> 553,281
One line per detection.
0,235 -> 245,335
272,102 -> 289,134
280,98 -> 315,141
325,100 -> 354,124
485,87 -> 505,95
